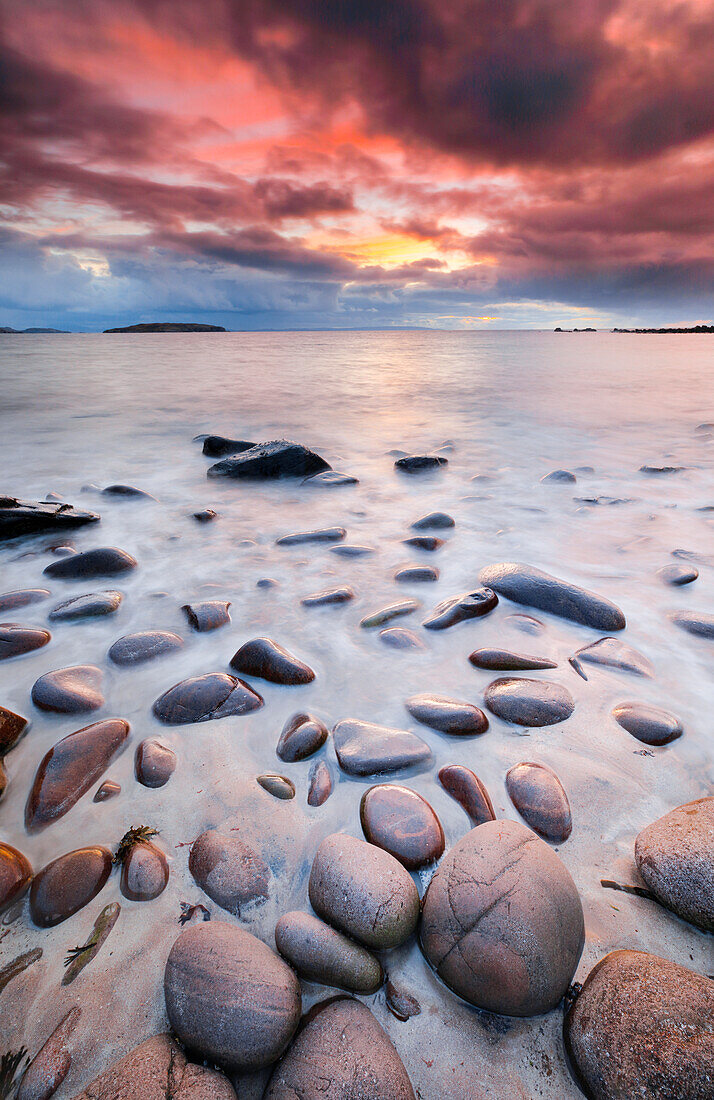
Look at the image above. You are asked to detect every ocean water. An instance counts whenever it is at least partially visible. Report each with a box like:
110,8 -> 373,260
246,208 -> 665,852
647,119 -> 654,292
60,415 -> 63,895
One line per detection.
0,330 -> 712,1098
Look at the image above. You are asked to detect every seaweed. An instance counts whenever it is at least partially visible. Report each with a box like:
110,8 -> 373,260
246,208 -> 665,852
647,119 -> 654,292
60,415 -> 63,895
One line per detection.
178,902 -> 210,925
0,948 -> 42,995
113,825 -> 158,865
0,1048 -> 29,1100
62,902 -> 120,986
600,879 -> 657,901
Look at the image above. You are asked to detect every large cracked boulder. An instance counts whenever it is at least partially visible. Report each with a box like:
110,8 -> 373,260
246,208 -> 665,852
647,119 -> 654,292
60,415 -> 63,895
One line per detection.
70,1034 -> 236,1099
207,440 -> 330,480
420,819 -> 584,1016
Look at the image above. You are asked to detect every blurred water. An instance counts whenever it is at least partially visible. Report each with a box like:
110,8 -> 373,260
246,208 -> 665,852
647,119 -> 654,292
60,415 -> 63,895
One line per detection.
0,331 -> 712,1099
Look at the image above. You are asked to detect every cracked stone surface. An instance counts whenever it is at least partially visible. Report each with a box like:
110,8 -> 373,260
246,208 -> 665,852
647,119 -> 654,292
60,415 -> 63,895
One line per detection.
70,1034 -> 236,1099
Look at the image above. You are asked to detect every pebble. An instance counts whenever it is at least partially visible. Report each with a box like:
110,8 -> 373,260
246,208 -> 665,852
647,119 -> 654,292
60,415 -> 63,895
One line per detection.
192,508 -> 218,523
93,779 -> 120,802
395,454 -> 448,473
330,543 -> 374,556
612,700 -> 683,745
18,1006 -> 80,1100
101,483 -> 154,499
189,829 -> 270,916
275,911 -> 383,993
420,819 -> 584,1015
29,846 -> 113,926
360,783 -> 445,868
657,563 -> 698,585
153,673 -> 264,724
202,435 -> 255,456
379,627 -> 426,649
49,591 -> 123,621
108,630 -> 184,666
303,470 -> 358,486
634,797 -> 713,931
639,464 -> 686,474
570,635 -> 653,679
468,647 -> 556,671
540,469 -> 576,483
505,762 -> 572,842
301,586 -> 355,606
69,1034 -> 236,1100
0,841 -> 33,913
257,577 -> 279,588
360,599 -> 420,628
506,613 -> 545,634
385,979 -> 421,1022
230,637 -> 315,684
277,712 -> 328,762
120,840 -> 169,901
0,623 -> 51,660
43,546 -> 137,579
0,704 -> 28,754
479,561 -> 626,630
182,600 -> 231,631
333,718 -> 432,775
135,738 -> 176,787
0,588 -> 50,613
411,511 -> 454,529
31,665 -> 105,713
307,760 -> 333,806
164,921 -> 301,1070
403,535 -> 444,551
668,609 -> 714,639
26,718 -> 130,830
423,588 -> 498,629
277,526 -> 346,545
208,438 -> 331,479
394,565 -> 439,583
257,773 -> 295,799
405,692 -> 488,735
309,833 -> 420,949
484,677 -> 575,726
438,765 -> 495,825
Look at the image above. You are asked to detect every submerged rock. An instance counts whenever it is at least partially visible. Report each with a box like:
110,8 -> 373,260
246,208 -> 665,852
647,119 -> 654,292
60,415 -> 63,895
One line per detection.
31,665 -> 104,713
93,779 -> 120,802
485,677 -> 575,726
479,562 -> 626,630
394,564 -> 439,583
0,588 -> 50,613
0,623 -> 51,660
135,738 -> 176,787
29,846 -> 112,926
569,636 -> 653,679
379,627 -> 426,649
405,692 -> 488,736
277,712 -> 328,762
189,829 -> 270,917
0,841 -> 33,913
330,543 -> 374,557
360,599 -> 420,628
309,833 -> 420,949
423,588 -> 498,629
438,765 -> 495,825
257,773 -> 295,800
468,647 -> 556,671
49,591 -> 122,621
108,630 -> 184,666
102,484 -> 155,500
277,526 -> 346,545
394,454 -> 448,473
505,762 -> 572,843
420,819 -> 584,1015
192,508 -> 218,523
303,470 -> 358,486
208,439 -> 331,480
657,563 -> 698,586
230,637 -> 315,684
19,1005 -> 80,1100
182,600 -> 231,632
202,435 -> 255,457
43,546 -> 137,579
301,585 -> 355,606
275,911 -> 383,993
564,950 -> 714,1100
153,673 -> 263,724
668,609 -> 714,639
360,783 -> 445,868
307,760 -> 333,806
403,535 -> 444,551
0,497 -> 99,540
540,469 -> 576,483
333,718 -> 432,775
612,700 -> 683,745
120,840 -> 169,901
164,921 -> 301,1070
634,797 -> 714,931
0,704 -> 29,754
411,511 -> 455,529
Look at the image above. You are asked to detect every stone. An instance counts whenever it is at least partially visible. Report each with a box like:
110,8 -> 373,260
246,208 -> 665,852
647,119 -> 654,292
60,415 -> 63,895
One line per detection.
0,705 -> 29,754
93,780 -> 120,802
541,469 -> 576,483
485,677 -> 575,726
506,613 -> 545,634
202,435 -> 255,457
182,601 -> 231,631
164,921 -> 301,1070
0,842 -> 33,913
394,565 -> 439,582
612,701 -> 683,745
120,841 -> 169,901
208,439 -> 331,480
360,784 -> 445,868
403,535 -> 444,551
277,526 -> 346,545
29,846 -> 112,927
506,763 -> 572,843
330,543 -> 374,556
303,470 -> 358,486
230,638 -> 315,684
480,562 -> 626,631
438,765 -> 495,825
25,719 -> 130,831
658,564 -> 698,585
307,760 -> 332,806
569,636 -> 653,679
189,829 -> 270,917
421,819 -> 584,1015
69,1034 -> 236,1100
277,712 -> 328,762
49,591 -> 123,621
469,647 -> 557,671
31,665 -> 104,713
153,673 -> 264,724
405,693 -> 488,735
360,599 -> 420,628
379,627 -> 426,649
333,718 -> 432,776
0,588 -> 50,613
0,497 -> 99,540
564,950 -> 714,1100
102,484 -> 155,500
309,833 -> 420,949
634,797 -> 714,931
43,546 -> 137,579
0,623 -> 51,660
640,464 -> 686,474
301,586 -> 355,606
264,997 -> 415,1100
275,911 -> 383,993
411,511 -> 455,529
257,774 -> 295,799
192,508 -> 218,523
668,609 -> 714,639
108,630 -> 184,665
423,588 -> 498,629
0,758 -> 6,801
18,1006 -> 80,1100
394,455 -> 448,473
257,577 -> 279,588
385,980 -> 421,1022
135,738 -> 176,787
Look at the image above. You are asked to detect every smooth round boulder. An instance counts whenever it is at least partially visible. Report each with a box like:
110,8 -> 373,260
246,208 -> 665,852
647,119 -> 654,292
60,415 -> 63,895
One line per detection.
135,738 -> 176,788
479,562 -> 626,631
420,819 -> 584,1015
658,564 -> 698,585
612,701 -> 683,745
360,784 -> 445,868
438,765 -> 495,825
49,591 -> 122,621
164,920 -> 301,1070
505,762 -> 572,843
394,565 -> 439,583
485,677 -> 575,726
275,911 -> 383,993
29,845 -> 112,926
308,833 -> 420,949
31,665 -> 104,714
108,630 -> 184,666
634,797 -> 714,931
277,712 -> 328,762
668,609 -> 714,640
564,950 -> 714,1100
120,841 -> 169,901
152,673 -> 263,724
0,841 -> 32,913
0,588 -> 50,613
0,623 -> 51,660
189,829 -> 270,917
43,546 -> 137,579
405,693 -> 488,735
411,511 -> 454,529
230,638 -> 315,685
333,718 -> 432,776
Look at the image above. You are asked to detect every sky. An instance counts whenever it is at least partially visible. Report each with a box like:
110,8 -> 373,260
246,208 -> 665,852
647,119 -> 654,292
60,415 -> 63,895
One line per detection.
1,0 -> 714,331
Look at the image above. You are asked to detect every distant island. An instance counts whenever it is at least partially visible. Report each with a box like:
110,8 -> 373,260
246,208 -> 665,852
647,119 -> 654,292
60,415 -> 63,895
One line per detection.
612,324 -> 714,334
0,327 -> 68,333
103,322 -> 226,333
554,327 -> 596,332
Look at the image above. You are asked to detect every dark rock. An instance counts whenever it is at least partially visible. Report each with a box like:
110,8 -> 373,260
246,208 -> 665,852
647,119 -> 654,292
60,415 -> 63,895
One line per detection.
658,564 -> 698,585
153,673 -> 264,724
668,609 -> 714,639
69,1034 -> 236,1100
0,623 -> 51,660
31,665 -> 104,713
0,705 -> 29,754
485,677 -> 575,726
25,718 -> 130,830
360,599 -> 420,628
385,980 -> 421,1022
469,647 -> 557,671
309,833 -> 420,949
505,762 -> 572,843
192,508 -> 218,523
230,637 -> 315,684
189,829 -> 270,917
634,797 -> 714,931
394,565 -> 439,583
202,436 -> 255,457
0,588 -> 50,613
379,626 -> 425,649
479,562 -> 626,630
301,585 -> 354,606
411,511 -> 455,530
394,455 -> 448,473
93,780 -> 120,802
277,526 -> 345,545
275,911 -> 383,993
330,543 -> 374,557
0,497 -> 99,540
108,630 -> 184,666
0,842 -> 33,913
403,535 -> 444,551
564,950 -> 714,1100
102,484 -> 155,500
257,774 -> 295,799
333,718 -> 432,776
639,464 -> 686,474
208,439 -> 331,480
257,577 -> 279,588
570,636 -> 653,680
164,921 -> 301,1070
18,1005 -> 80,1100
303,470 -> 358,486
120,840 -> 169,901
438,765 -> 495,825
506,613 -> 545,634
360,784 -> 445,868
612,701 -> 683,745
420,819 -> 584,1015
405,692 -> 488,735
307,760 -> 332,806
43,546 -> 137,579
541,469 -> 576,483
264,997 -> 415,1100
423,588 -> 498,629
49,591 -> 123,621
182,600 -> 231,631
29,846 -> 112,927
277,712 -> 328,762
135,738 -> 176,788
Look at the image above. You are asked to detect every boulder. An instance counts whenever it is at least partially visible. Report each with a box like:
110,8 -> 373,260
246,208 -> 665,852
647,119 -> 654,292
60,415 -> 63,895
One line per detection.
29,846 -> 112,926
230,638 -> 315,685
182,601 -> 231,632
31,665 -> 104,713
120,841 -> 169,901
152,673 -> 263,724
69,1034 -> 236,1099
0,624 -> 51,660
485,677 -> 575,726
108,630 -> 184,666
307,761 -> 332,807
394,455 -> 447,473
0,497 -> 99,540
405,693 -> 488,735
634,797 -> 714,931
49,591 -> 123,621
668,610 -> 714,639
208,440 -> 331,480
18,1006 -> 80,1100
479,562 -> 626,630
189,829 -> 270,917
612,701 -> 682,745
202,436 -> 255,457
0,841 -> 33,913
276,527 -> 345,545
0,704 -> 29,754
0,588 -> 50,613
505,762 -> 572,843
135,739 -> 176,788
277,713 -> 329,762
569,636 -> 653,679
468,647 -> 556,671
360,784 -> 445,868
411,511 -> 455,529
43,546 -> 137,579
275,911 -> 383,993
438,765 -> 495,825
333,718 -> 432,776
